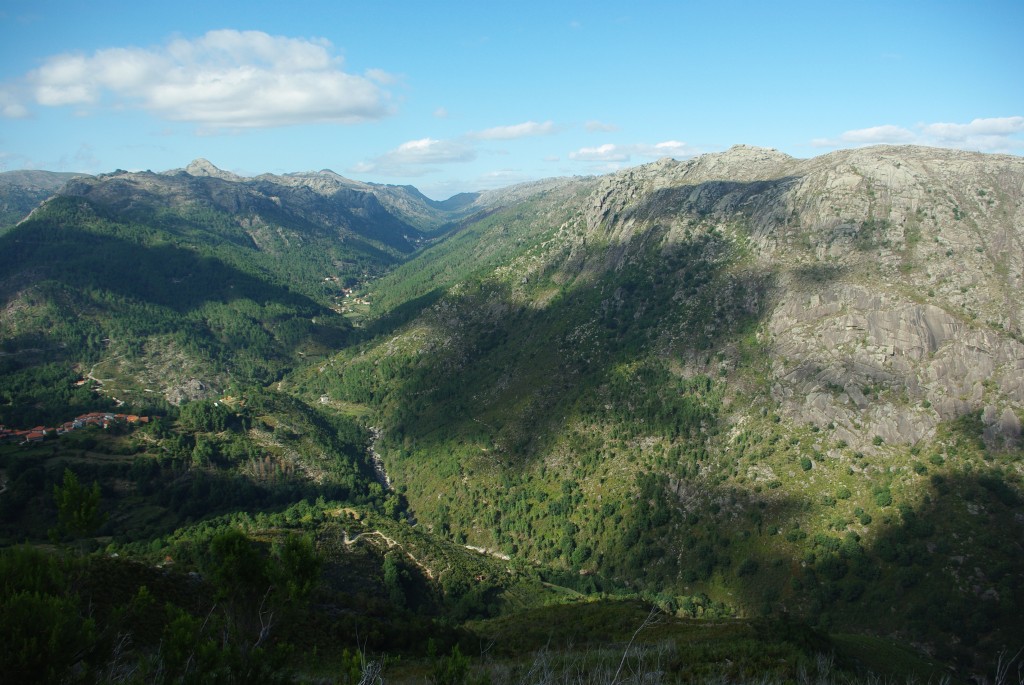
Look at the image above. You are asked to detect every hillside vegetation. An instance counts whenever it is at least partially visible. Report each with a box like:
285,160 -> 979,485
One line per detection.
303,145 -> 1024,673
0,146 -> 1021,683
0,169 -> 87,228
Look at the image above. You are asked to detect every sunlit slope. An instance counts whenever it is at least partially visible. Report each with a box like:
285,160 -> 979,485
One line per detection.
301,145 -> 1024,661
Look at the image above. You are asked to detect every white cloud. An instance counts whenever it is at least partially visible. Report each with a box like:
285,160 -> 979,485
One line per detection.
569,143 -> 629,162
352,137 -> 476,177
393,138 -> 474,162
812,117 -> 1024,153
433,106 -> 449,118
13,29 -> 392,128
836,125 -> 917,145
584,120 -> 618,133
919,117 -> 1024,152
921,116 -> 1024,139
636,140 -> 700,158
569,140 -> 700,163
364,68 -> 398,85
470,120 -> 556,140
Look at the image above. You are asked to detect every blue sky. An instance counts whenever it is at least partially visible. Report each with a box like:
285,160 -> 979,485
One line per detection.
1,1 -> 1021,199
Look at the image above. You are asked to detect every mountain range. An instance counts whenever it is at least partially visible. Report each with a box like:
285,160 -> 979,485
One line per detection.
0,145 -> 1022,683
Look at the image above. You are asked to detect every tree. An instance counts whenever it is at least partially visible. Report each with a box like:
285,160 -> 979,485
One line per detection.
51,468 -> 106,544
179,399 -> 231,433
206,528 -> 269,600
0,546 -> 97,683
430,643 -> 469,685
0,588 -> 96,683
273,533 -> 322,603
191,436 -> 215,467
382,551 -> 408,608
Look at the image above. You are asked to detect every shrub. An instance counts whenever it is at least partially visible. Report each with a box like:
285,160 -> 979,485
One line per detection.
874,488 -> 893,507
736,558 -> 759,577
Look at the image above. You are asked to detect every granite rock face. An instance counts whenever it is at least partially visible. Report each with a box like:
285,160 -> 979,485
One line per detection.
768,283 -> 1024,449
566,145 -> 1024,450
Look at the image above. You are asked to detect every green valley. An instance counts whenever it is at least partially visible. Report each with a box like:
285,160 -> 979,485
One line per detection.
1,147 -> 1022,683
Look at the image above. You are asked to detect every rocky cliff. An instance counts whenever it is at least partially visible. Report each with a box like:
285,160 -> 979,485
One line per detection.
563,145 -> 1024,451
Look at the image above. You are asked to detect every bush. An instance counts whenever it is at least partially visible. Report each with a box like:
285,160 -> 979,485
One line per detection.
874,488 -> 893,507
737,558 -> 759,577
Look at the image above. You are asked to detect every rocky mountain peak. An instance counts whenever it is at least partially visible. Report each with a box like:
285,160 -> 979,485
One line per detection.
269,168 -> 370,195
678,144 -> 798,183
184,158 -> 243,181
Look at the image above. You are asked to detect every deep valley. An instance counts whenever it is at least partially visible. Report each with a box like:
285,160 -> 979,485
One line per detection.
1,145 -> 1022,684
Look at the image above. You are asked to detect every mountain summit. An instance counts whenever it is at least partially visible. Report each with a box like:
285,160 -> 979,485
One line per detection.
182,157 -> 244,181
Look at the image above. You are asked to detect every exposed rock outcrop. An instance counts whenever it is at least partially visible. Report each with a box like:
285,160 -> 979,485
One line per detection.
571,145 -> 1024,449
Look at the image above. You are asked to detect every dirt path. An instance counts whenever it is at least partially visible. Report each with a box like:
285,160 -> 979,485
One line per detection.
464,544 -> 511,561
86,353 -> 126,385
342,528 -> 435,580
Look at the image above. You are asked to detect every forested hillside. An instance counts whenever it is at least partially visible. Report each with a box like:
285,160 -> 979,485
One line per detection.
0,160 -> 470,425
301,145 -> 1024,675
0,169 -> 86,228
1,147 -> 1021,683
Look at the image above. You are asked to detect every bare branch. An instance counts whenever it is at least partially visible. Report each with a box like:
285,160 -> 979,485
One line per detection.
253,586 -> 275,649
611,605 -> 661,685
994,647 -> 1024,685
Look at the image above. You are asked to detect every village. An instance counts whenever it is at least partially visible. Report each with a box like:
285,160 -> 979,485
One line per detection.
0,412 -> 150,446
322,277 -> 371,315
